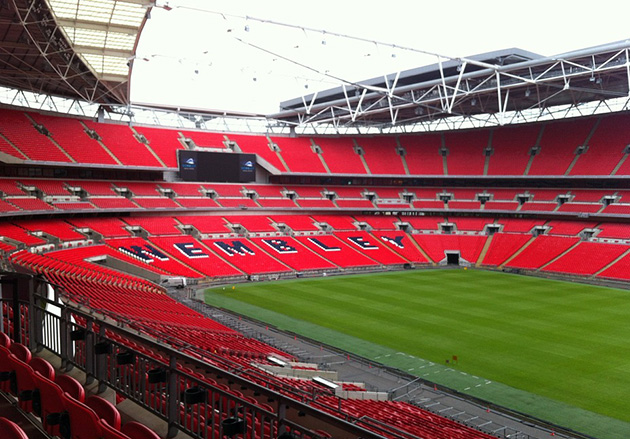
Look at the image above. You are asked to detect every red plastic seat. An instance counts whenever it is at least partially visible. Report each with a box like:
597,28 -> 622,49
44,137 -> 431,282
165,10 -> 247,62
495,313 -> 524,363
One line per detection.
9,342 -> 31,363
8,353 -> 37,413
100,419 -> 132,439
0,417 -> 29,439
30,357 -> 55,380
0,331 -> 11,348
122,421 -> 161,439
32,371 -> 66,436
61,392 -> 103,439
0,345 -> 12,392
86,395 -> 122,430
55,374 -> 85,402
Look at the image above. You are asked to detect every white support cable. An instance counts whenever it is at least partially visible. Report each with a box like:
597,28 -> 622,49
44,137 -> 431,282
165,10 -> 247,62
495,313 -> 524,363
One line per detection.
171,5 -> 500,73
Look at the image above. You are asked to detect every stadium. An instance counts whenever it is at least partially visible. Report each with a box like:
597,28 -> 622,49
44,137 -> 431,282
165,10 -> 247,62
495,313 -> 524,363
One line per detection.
0,1 -> 629,439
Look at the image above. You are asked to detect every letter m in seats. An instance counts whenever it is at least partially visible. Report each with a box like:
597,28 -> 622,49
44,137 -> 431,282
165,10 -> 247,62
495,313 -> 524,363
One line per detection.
118,244 -> 170,263
214,240 -> 256,256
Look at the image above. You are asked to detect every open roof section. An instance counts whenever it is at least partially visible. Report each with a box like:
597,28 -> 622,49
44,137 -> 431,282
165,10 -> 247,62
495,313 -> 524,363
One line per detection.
272,41 -> 630,131
0,0 -> 150,105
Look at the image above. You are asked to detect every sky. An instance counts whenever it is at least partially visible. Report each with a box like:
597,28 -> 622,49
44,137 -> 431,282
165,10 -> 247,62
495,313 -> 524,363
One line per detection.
130,0 -> 630,115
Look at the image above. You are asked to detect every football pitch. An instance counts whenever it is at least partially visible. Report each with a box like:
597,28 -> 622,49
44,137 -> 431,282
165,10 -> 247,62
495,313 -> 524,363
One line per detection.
205,269 -> 630,439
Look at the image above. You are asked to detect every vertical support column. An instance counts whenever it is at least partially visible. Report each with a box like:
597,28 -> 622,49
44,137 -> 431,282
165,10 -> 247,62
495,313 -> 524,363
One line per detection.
60,305 -> 70,370
167,355 -> 179,438
85,318 -> 96,384
277,402 -> 287,436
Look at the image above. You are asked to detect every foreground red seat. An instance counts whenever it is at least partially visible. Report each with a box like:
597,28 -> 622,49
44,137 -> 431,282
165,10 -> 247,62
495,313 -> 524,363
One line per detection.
55,374 -> 85,402
100,419 -> 132,439
61,392 -> 103,439
30,357 -> 55,381
86,395 -> 122,430
0,417 -> 29,439
9,342 -> 31,363
8,353 -> 37,413
33,370 -> 66,436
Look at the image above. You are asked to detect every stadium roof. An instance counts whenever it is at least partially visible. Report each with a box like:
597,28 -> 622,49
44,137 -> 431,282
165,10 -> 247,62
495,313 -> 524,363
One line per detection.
272,41 -> 630,130
0,0 -> 150,105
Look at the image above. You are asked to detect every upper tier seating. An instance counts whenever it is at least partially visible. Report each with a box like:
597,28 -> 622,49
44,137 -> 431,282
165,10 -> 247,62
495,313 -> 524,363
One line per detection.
179,130 -> 227,149
0,109 -> 70,162
29,113 -> 118,165
272,137 -> 326,173
2,108 -> 630,178
83,121 -> 162,167
443,130 -> 488,175
133,125 -> 185,167
570,114 -> 629,176
226,133 -> 286,172
399,133 -> 444,175
316,137 -> 367,174
528,118 -> 595,175
487,124 -> 540,176
356,137 -> 406,175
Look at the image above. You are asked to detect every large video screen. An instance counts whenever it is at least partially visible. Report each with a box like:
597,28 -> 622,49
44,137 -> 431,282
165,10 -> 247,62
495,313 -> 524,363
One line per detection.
178,150 -> 256,182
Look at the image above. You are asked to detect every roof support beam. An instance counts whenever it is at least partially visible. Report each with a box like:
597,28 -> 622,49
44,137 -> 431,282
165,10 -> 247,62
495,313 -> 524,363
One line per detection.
55,18 -> 139,35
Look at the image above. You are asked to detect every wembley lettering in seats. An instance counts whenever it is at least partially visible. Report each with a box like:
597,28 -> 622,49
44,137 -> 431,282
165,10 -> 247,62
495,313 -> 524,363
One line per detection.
347,236 -> 379,250
380,235 -> 405,248
214,240 -> 256,256
118,244 -> 169,263
307,237 -> 340,251
261,238 -> 297,253
173,242 -> 209,259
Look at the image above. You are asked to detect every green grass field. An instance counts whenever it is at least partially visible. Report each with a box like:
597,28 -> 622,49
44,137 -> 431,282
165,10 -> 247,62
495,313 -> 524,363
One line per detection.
205,269 -> 630,439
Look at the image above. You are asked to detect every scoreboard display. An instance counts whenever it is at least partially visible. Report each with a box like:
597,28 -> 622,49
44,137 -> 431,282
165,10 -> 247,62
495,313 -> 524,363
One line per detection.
178,150 -> 256,182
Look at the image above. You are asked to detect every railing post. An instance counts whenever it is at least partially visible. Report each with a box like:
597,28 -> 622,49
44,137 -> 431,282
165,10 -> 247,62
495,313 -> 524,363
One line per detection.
95,325 -> 108,393
59,305 -> 70,370
84,318 -> 96,385
167,355 -> 179,438
28,277 -> 43,352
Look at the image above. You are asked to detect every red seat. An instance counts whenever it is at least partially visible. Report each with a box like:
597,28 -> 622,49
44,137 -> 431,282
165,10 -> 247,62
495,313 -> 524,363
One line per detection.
8,353 -> 37,413
122,421 -> 161,439
9,342 -> 31,363
61,392 -> 103,439
32,371 -> 66,436
30,357 -> 55,380
86,395 -> 122,430
0,345 -> 12,392
55,374 -> 85,402
0,417 -> 29,439
0,331 -> 11,348
100,419 -> 132,439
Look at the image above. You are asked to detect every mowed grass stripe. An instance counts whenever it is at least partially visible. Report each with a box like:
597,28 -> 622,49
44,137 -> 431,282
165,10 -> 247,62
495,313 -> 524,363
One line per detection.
205,269 -> 630,437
